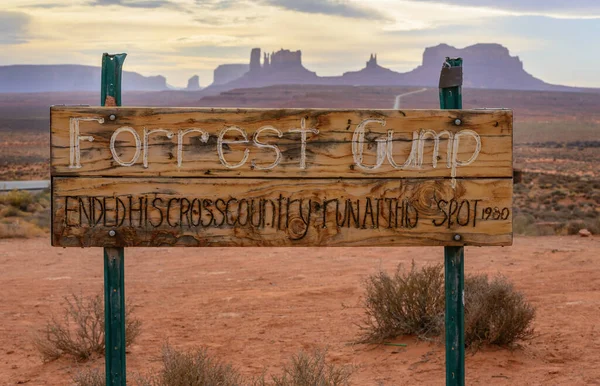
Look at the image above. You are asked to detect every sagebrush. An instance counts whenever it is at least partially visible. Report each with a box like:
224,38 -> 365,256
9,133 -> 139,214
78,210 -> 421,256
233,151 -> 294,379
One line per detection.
360,262 -> 535,347
464,274 -> 535,347
34,293 -> 141,361
359,262 -> 444,343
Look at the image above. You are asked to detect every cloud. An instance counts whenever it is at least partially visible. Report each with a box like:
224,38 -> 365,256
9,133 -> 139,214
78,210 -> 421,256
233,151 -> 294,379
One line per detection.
0,11 -> 31,44
194,0 -> 238,10
194,15 -> 264,26
22,2 -> 68,8
175,45 -> 251,58
407,0 -> 600,16
263,0 -> 388,20
90,0 -> 178,9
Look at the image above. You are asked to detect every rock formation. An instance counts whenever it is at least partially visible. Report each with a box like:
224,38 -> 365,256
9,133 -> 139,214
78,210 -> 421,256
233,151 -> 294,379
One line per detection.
403,43 -> 552,90
213,64 -> 249,85
269,49 -> 303,70
205,48 -> 318,92
340,53 -> 400,85
249,48 -> 262,73
186,75 -> 200,91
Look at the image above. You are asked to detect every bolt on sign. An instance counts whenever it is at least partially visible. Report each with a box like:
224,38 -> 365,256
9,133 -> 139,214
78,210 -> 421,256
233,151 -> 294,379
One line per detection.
50,107 -> 513,247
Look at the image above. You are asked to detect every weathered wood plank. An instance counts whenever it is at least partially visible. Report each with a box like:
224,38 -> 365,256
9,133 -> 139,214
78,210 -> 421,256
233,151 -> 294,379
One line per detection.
51,107 -> 512,179
52,177 -> 512,247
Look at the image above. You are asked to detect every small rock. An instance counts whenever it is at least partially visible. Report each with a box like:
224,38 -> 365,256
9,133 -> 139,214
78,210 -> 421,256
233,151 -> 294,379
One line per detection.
579,229 -> 592,237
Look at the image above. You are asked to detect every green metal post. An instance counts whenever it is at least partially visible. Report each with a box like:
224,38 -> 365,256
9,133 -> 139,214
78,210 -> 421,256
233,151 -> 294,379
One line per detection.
439,57 -> 465,386
101,52 -> 127,386
101,53 -> 126,107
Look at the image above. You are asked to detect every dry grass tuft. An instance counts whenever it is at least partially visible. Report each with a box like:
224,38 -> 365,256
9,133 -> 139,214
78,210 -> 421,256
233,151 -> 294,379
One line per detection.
33,293 -> 141,362
271,350 -> 352,386
73,368 -> 104,386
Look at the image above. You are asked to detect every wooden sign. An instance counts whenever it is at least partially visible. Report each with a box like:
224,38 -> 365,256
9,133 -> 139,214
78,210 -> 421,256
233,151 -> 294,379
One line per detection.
51,107 -> 513,247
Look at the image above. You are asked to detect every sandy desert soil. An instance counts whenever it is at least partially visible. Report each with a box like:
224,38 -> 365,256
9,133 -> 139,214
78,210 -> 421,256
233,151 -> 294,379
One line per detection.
0,236 -> 599,385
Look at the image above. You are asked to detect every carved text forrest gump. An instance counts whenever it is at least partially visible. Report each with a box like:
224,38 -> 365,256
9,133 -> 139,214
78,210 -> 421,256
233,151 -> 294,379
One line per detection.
68,117 -> 480,188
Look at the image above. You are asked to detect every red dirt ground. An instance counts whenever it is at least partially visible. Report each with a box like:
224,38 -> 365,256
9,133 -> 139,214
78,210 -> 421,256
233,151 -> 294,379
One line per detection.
1,236 -> 599,385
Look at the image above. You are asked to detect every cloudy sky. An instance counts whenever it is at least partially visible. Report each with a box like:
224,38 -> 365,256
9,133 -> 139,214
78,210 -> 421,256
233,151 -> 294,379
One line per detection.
3,0 -> 600,87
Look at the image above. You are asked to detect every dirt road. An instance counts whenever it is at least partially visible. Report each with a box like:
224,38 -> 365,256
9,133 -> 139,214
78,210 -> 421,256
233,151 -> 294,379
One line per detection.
0,236 -> 599,385
393,88 -> 428,109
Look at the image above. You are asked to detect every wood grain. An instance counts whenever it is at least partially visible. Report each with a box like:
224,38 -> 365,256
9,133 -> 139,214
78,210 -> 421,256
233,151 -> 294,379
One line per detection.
50,107 -> 512,179
52,177 -> 512,247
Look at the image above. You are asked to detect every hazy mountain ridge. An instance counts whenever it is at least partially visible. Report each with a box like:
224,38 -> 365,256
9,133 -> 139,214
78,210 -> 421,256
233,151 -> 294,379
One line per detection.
0,64 -> 168,93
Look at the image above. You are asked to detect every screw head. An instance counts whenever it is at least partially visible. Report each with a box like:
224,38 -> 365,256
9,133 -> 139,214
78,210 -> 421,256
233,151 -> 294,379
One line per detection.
109,114 -> 116,121
453,234 -> 462,241
108,230 -> 116,237
454,118 -> 462,126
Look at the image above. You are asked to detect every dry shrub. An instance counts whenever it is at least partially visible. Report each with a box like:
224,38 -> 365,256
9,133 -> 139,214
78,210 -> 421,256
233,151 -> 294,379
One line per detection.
0,221 -> 44,238
0,189 -> 50,238
139,345 -> 244,386
137,346 -> 352,386
512,213 -> 537,236
34,293 -> 142,362
360,263 -> 536,348
73,368 -> 104,386
359,262 -> 444,343
0,189 -> 33,210
464,275 -> 535,347
564,219 -> 599,235
0,205 -> 27,218
271,350 -> 352,386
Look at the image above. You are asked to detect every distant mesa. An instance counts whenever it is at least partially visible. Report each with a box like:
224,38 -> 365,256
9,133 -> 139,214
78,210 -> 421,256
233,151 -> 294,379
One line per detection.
223,47 -> 318,88
213,64 -> 249,85
404,43 -> 552,90
340,53 -> 400,85
0,64 -> 167,93
185,75 -> 201,91
204,43 -> 580,94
